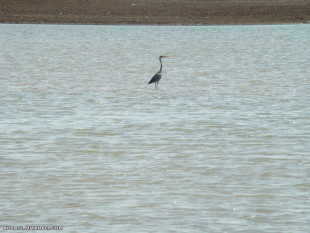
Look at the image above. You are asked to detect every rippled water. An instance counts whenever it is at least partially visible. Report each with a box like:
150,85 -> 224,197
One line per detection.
1,24 -> 310,232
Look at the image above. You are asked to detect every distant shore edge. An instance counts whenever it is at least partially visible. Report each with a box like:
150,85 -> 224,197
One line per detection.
1,0 -> 310,25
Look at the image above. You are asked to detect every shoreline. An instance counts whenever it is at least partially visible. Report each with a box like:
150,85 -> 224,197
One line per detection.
1,22 -> 309,26
1,0 -> 310,25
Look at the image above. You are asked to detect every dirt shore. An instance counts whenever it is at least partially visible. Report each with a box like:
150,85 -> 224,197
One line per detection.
1,0 -> 310,25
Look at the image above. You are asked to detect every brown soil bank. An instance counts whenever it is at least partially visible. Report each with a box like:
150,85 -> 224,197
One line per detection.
1,0 -> 310,25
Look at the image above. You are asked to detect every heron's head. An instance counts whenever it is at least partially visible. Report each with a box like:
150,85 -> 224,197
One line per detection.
159,55 -> 168,60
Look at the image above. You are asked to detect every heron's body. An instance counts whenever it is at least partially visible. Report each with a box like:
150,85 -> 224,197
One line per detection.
148,56 -> 167,89
148,72 -> 162,86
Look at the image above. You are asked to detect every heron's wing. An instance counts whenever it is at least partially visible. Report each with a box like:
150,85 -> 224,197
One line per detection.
148,73 -> 161,84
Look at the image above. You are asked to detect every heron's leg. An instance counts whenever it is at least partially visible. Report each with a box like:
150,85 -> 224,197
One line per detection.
155,82 -> 158,90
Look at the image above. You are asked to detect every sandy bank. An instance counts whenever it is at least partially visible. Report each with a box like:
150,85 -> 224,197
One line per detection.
1,0 -> 309,25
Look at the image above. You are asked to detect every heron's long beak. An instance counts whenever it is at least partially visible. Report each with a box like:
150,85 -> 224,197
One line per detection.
162,56 -> 168,58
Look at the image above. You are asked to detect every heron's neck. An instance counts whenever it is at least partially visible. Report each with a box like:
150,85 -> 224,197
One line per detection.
159,57 -> 163,73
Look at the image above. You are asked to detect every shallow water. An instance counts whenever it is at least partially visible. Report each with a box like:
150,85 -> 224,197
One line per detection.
1,24 -> 310,232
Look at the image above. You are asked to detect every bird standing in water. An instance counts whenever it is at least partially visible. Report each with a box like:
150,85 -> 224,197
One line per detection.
148,56 -> 168,90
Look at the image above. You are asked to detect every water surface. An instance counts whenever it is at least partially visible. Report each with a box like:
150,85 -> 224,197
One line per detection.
1,24 -> 310,232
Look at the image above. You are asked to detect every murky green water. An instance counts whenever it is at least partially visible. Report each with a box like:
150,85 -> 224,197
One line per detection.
1,24 -> 309,232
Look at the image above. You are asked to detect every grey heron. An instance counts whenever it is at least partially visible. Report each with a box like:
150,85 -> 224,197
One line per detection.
148,55 -> 168,89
